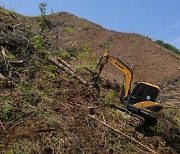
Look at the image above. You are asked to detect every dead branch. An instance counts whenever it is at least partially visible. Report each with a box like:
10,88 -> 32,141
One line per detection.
36,128 -> 55,133
7,60 -> 24,64
0,72 -> 8,81
42,33 -> 50,40
8,12 -> 17,19
48,57 -> 88,86
88,115 -> 158,154
0,120 -> 7,134
57,57 -> 76,72
1,46 -> 6,56
0,72 -> 13,87
84,67 -> 94,74
1,46 -> 9,70
12,23 -> 22,28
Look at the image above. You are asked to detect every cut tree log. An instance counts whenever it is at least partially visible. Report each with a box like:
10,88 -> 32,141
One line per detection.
88,115 -> 158,154
57,57 -> 76,73
48,57 -> 88,86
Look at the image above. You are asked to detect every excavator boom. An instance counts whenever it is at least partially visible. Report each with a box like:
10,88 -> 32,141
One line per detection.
93,50 -> 132,98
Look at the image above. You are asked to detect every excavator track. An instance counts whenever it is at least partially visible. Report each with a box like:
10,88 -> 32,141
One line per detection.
109,104 -> 145,127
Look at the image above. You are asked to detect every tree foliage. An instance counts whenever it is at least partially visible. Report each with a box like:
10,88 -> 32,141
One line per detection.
32,35 -> 46,50
38,3 -> 48,30
155,40 -> 180,54
39,2 -> 47,16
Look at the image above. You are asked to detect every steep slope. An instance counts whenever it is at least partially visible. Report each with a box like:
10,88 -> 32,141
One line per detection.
0,9 -> 180,154
46,12 -> 180,85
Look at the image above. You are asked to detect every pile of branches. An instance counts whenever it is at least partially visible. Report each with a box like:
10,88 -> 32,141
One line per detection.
0,9 -> 34,83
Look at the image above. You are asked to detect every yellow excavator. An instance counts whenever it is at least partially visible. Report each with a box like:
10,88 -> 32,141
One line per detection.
92,50 -> 163,126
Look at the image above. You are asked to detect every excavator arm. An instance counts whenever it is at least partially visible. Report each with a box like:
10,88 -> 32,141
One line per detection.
93,50 -> 133,98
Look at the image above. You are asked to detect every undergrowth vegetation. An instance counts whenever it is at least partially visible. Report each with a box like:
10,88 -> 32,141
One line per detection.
32,35 -> 46,50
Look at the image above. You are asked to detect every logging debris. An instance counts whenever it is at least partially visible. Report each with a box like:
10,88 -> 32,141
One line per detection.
88,115 -> 158,154
48,56 -> 88,86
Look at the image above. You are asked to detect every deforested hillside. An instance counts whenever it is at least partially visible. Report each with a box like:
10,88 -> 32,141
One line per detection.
0,8 -> 180,154
44,12 -> 180,84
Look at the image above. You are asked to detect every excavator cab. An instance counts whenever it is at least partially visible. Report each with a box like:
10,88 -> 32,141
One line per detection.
125,82 -> 163,119
127,82 -> 160,105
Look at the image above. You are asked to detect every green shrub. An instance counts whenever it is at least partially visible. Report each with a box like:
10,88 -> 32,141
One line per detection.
79,44 -> 90,53
0,8 -> 9,14
60,50 -> 70,60
32,35 -> 46,50
64,27 -> 74,33
106,89 -> 114,104
47,65 -> 58,73
83,24 -> 90,31
38,16 -> 47,30
66,45 -> 91,58
3,149 -> 14,154
45,71 -> 55,79
6,53 -> 15,60
151,124 -> 167,135
45,64 -> 58,79
77,44 -> 97,71
0,105 -> 13,121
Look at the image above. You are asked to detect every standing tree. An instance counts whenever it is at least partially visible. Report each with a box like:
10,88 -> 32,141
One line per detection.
38,3 -> 47,31
39,2 -> 47,16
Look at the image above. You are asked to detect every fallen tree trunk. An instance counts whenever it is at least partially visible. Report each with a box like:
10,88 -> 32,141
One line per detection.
88,115 -> 158,154
57,57 -> 76,73
48,57 -> 88,86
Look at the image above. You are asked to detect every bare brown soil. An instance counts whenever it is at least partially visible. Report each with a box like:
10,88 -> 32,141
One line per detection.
46,12 -> 180,85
